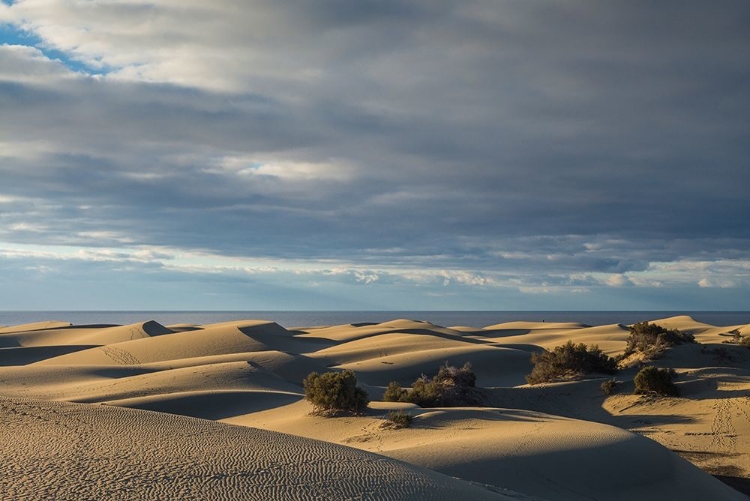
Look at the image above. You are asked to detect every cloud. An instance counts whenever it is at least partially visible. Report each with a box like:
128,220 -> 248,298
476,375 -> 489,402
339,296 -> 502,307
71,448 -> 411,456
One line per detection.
0,1 -> 749,308
606,274 -> 632,287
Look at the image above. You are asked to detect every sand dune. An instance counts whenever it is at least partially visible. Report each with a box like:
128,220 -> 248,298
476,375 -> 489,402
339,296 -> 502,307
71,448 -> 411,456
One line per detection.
226,401 -> 743,501
0,320 -> 170,348
34,321 -> 279,366
0,320 -> 71,334
478,323 -> 631,356
335,344 -> 532,388
0,315 -> 748,499
0,397 -> 515,500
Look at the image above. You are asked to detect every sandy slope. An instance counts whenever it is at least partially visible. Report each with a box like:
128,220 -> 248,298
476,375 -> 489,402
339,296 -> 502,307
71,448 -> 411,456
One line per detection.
225,401 -> 743,501
0,315 -> 748,500
0,397 -> 515,500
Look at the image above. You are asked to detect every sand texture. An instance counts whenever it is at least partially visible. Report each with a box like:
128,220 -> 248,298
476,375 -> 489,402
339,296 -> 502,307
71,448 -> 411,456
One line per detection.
0,396 -> 517,500
0,315 -> 748,500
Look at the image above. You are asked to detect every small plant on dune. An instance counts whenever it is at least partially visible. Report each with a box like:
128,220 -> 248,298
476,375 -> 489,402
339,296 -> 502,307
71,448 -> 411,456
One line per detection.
624,322 -> 695,359
722,329 -> 743,345
525,340 -> 617,385
601,379 -> 618,396
383,410 -> 413,429
383,381 -> 407,402
303,369 -> 369,416
633,366 -> 679,397
384,362 -> 481,407
729,330 -> 750,349
701,346 -> 734,362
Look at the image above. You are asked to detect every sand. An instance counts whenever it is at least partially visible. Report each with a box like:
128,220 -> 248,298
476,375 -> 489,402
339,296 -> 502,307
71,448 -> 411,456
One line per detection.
0,315 -> 748,500
0,396 -> 517,500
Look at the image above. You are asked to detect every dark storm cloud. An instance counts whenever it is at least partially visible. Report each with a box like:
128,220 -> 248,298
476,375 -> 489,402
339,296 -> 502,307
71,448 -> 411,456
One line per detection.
0,0 -> 749,306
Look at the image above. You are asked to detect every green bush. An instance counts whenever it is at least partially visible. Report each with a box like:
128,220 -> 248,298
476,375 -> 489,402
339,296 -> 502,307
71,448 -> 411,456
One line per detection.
384,410 -> 413,429
525,340 -> 617,385
625,322 -> 695,357
303,370 -> 369,415
634,366 -> 679,397
601,379 -> 618,395
383,381 -> 407,402
385,362 -> 480,407
740,335 -> 750,349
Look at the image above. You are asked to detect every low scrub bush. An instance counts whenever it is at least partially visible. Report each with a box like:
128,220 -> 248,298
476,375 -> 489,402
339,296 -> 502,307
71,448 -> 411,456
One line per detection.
383,381 -> 407,402
383,362 -> 480,407
722,329 -> 742,345
730,330 -> 750,349
525,340 -> 617,385
625,322 -> 695,358
383,410 -> 413,429
634,366 -> 679,397
701,346 -> 734,362
303,369 -> 369,415
601,379 -> 618,395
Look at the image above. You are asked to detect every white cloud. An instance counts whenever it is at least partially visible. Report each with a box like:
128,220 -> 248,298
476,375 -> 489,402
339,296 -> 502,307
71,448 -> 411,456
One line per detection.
606,273 -> 632,287
0,43 -> 76,82
211,156 -> 355,182
8,222 -> 46,232
697,277 -> 736,289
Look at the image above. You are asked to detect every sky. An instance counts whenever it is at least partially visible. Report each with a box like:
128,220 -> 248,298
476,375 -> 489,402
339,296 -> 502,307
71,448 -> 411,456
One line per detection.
0,1 -> 748,311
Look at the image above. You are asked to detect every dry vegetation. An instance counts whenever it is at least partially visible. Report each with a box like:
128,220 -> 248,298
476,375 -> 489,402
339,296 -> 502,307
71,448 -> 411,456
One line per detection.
525,340 -> 617,385
634,366 -> 679,397
383,362 -> 482,407
303,369 -> 369,415
624,321 -> 696,359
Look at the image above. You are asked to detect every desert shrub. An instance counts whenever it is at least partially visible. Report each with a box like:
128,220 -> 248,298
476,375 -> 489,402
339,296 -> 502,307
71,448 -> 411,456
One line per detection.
601,379 -> 618,395
634,366 -> 679,397
723,329 -> 742,344
383,410 -> 413,429
383,381 -> 407,402
525,340 -> 617,385
388,362 -> 480,407
721,329 -> 750,347
701,346 -> 734,362
625,322 -> 695,358
303,370 -> 369,415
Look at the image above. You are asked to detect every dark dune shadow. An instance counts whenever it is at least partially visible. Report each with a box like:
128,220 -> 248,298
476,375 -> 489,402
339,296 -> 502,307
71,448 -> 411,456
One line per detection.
0,345 -> 99,366
106,390 -> 303,420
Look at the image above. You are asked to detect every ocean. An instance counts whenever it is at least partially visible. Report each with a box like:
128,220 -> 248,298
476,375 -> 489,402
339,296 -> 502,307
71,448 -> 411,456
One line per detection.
1,311 -> 749,329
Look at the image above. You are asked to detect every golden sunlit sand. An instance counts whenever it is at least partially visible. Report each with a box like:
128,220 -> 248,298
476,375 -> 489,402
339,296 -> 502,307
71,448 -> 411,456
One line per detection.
1,316 -> 748,500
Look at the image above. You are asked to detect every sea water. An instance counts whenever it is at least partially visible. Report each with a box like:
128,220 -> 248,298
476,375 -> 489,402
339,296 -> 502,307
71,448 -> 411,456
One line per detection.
1,311 -> 749,329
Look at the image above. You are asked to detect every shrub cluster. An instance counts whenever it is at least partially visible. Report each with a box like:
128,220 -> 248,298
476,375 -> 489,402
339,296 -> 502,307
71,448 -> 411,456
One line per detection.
701,345 -> 734,362
383,362 -> 480,407
303,369 -> 369,415
383,410 -> 413,429
525,340 -> 617,385
724,329 -> 750,348
624,321 -> 695,358
383,381 -> 407,402
634,366 -> 679,397
601,379 -> 618,395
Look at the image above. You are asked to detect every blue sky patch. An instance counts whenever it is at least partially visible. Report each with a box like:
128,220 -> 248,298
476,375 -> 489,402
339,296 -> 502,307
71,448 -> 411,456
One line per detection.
0,24 -> 108,75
